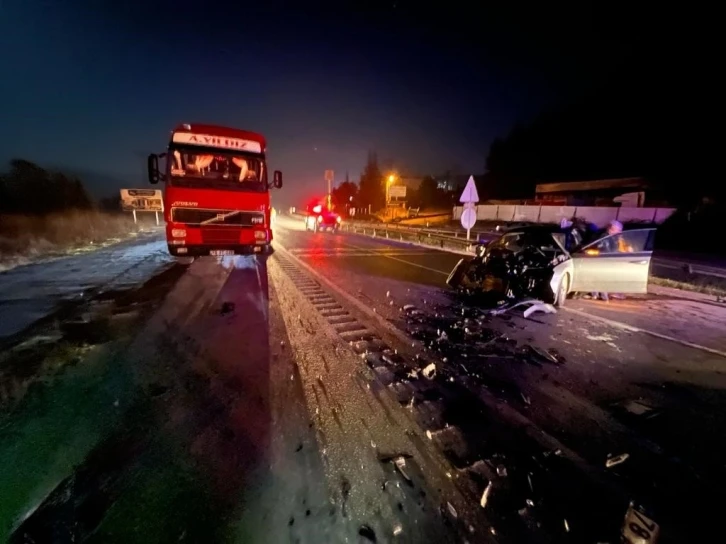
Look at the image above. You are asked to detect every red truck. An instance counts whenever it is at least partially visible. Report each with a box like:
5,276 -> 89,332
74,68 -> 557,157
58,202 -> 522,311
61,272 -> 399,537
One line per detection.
147,123 -> 282,258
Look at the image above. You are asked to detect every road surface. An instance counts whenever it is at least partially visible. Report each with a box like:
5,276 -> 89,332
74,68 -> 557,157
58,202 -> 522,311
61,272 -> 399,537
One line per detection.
370,221 -> 726,284
1,215 -> 725,543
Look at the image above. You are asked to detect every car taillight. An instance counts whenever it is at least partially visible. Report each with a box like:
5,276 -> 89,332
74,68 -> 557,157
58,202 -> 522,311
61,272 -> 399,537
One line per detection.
317,215 -> 323,223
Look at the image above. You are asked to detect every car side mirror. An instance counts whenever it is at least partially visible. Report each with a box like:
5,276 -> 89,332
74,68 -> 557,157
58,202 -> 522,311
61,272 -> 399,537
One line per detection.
147,154 -> 160,184
273,170 -> 283,189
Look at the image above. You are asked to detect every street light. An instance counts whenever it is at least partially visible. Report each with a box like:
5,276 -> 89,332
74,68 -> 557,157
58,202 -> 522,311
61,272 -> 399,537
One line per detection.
386,174 -> 396,204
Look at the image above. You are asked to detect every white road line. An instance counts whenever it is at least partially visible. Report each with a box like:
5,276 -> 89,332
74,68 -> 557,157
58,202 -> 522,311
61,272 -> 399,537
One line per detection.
288,250 -> 439,257
563,307 -> 726,359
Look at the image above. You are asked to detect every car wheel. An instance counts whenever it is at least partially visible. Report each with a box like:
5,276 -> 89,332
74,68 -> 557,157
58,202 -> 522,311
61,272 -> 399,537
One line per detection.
554,273 -> 569,307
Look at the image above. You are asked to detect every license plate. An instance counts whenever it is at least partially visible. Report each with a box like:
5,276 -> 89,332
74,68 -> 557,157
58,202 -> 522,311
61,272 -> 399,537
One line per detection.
622,503 -> 660,544
210,250 -> 234,256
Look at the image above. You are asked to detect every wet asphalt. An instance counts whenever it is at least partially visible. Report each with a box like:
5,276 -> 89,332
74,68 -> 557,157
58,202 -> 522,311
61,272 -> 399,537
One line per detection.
1,216 -> 725,543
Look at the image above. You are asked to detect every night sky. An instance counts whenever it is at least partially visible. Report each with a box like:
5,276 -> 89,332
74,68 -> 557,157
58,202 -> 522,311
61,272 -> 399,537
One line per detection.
0,1 -> 698,207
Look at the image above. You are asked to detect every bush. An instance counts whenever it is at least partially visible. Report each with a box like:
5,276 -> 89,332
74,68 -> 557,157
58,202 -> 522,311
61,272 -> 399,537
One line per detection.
0,211 -> 142,260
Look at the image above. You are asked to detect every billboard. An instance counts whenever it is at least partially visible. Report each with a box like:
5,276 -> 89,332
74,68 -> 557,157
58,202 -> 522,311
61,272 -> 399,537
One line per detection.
389,185 -> 407,198
120,189 -> 164,212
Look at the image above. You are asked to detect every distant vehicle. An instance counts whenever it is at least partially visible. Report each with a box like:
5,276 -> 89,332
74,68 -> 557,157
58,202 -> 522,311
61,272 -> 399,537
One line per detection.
146,123 -> 283,260
304,203 -> 341,232
447,225 -> 656,306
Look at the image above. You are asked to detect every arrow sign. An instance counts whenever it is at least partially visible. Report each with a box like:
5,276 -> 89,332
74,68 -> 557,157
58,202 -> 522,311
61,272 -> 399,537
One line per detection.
459,175 -> 479,203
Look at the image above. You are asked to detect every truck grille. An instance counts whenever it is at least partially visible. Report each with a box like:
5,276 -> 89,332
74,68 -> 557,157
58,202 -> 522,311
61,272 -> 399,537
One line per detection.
201,227 -> 242,245
171,207 -> 264,227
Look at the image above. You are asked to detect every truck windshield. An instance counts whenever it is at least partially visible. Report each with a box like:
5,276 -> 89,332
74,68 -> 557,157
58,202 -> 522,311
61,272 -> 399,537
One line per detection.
168,146 -> 266,192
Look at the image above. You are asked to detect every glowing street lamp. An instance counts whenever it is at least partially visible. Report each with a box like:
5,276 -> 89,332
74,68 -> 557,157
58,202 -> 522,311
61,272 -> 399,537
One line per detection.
385,173 -> 396,203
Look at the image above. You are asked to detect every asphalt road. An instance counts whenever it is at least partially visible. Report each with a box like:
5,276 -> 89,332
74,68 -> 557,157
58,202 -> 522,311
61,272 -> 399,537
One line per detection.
2,216 -> 726,543
273,214 -> 726,542
368,221 -> 726,282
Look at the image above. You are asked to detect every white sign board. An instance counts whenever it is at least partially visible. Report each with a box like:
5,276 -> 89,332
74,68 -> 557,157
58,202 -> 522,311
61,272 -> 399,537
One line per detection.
459,175 -> 480,203
460,207 -> 477,230
389,185 -> 407,198
325,170 -> 334,182
171,132 -> 263,154
120,189 -> 164,212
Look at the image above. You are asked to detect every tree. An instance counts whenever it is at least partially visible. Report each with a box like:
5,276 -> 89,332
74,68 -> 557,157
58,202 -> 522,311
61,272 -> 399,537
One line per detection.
418,175 -> 444,208
358,151 -> 384,211
331,181 -> 358,209
0,159 -> 93,214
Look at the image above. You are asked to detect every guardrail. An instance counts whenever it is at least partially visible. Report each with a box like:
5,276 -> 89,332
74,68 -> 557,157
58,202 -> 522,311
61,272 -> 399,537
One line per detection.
340,221 -> 477,253
341,219 -> 493,240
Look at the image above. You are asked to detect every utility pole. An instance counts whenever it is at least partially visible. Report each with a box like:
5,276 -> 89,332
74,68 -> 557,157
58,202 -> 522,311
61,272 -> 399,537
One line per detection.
325,170 -> 334,209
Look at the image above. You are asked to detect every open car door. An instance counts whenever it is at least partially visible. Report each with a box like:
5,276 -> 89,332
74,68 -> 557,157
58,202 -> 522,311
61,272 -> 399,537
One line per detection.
569,228 -> 656,294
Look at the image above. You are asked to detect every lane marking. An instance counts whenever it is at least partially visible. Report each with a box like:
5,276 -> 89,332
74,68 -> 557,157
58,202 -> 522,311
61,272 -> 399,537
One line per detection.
341,241 -> 451,276
288,250 -> 440,258
562,307 -> 726,359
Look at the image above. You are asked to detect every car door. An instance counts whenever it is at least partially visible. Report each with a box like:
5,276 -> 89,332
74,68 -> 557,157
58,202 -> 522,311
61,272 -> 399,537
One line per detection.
569,228 -> 656,294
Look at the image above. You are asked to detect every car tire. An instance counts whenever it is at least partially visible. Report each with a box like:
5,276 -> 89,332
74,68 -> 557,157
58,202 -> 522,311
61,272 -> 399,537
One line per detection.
554,273 -> 569,307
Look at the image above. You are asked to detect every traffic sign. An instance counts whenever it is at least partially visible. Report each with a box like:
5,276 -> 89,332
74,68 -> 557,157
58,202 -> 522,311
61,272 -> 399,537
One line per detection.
389,185 -> 407,198
324,170 -> 334,182
460,207 -> 476,230
459,175 -> 479,203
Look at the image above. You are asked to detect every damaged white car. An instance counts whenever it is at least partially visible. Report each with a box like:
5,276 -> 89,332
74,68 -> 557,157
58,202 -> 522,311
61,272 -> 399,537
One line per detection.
446,225 -> 656,306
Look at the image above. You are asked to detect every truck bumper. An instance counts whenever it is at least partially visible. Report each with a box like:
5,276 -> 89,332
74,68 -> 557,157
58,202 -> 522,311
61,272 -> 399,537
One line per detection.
168,243 -> 272,257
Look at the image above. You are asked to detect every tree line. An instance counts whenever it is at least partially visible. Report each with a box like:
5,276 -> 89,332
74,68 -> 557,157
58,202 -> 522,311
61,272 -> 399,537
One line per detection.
0,159 -> 123,215
330,152 -> 457,212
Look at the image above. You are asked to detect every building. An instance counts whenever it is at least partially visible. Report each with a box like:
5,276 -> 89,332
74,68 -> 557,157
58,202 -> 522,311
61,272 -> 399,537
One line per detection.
434,174 -> 486,193
535,177 -> 652,206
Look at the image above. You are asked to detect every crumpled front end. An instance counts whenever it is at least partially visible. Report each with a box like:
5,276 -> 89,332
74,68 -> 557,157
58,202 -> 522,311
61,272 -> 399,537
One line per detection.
447,244 -> 569,304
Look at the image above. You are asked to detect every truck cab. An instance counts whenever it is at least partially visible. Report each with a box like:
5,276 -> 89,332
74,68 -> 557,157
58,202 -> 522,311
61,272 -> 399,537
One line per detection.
147,123 -> 282,258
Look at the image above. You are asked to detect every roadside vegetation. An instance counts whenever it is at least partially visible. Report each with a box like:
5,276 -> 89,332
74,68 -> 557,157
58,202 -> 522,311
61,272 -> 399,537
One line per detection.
0,159 -> 142,269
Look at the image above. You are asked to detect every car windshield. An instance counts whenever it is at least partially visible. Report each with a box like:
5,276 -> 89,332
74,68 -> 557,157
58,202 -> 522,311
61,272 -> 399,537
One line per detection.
168,146 -> 266,191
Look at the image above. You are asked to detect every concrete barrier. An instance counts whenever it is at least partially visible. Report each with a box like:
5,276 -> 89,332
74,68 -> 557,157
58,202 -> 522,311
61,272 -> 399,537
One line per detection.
452,205 -> 676,228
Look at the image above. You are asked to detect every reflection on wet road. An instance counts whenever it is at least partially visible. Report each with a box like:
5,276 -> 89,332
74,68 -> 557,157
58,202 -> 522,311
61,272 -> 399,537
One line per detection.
2,215 -> 726,543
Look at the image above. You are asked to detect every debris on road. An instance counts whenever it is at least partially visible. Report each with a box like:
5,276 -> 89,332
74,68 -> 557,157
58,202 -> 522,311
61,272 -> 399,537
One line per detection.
220,301 -> 235,315
422,362 -> 437,380
479,480 -> 493,509
606,452 -> 630,468
523,302 -> 556,319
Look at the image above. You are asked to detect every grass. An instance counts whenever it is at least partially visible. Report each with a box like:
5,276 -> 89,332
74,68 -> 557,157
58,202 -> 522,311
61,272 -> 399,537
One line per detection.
0,211 -> 148,269
650,276 -> 726,298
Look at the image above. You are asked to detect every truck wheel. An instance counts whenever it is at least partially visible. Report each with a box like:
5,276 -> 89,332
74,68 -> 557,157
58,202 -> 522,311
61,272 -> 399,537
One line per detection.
175,256 -> 195,266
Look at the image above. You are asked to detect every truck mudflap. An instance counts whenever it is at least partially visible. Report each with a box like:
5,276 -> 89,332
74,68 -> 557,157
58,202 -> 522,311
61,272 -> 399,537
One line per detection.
168,244 -> 273,257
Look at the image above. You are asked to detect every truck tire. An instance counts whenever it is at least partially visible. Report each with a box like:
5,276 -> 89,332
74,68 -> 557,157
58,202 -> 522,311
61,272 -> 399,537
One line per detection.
175,256 -> 195,266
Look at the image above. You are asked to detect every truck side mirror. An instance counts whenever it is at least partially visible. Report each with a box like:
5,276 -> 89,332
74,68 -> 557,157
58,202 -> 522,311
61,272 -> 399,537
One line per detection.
273,170 -> 283,189
147,154 -> 159,184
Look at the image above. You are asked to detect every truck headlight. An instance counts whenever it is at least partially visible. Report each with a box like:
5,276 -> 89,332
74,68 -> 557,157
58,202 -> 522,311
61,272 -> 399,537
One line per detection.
171,229 -> 187,237
254,230 -> 267,240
